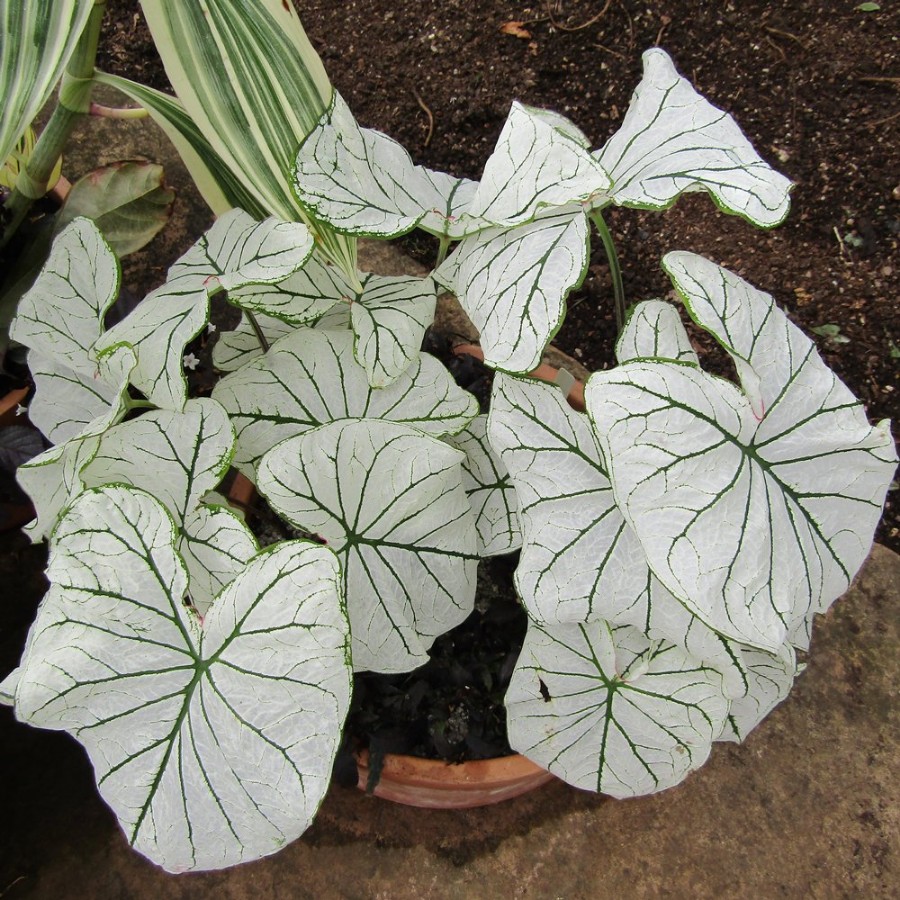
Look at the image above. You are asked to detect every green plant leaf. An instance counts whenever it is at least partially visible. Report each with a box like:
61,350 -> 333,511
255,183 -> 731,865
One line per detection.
445,414 -> 522,557
506,620 -> 729,796
435,208 -> 589,373
54,161 -> 175,257
257,419 -> 477,674
594,48 -> 793,227
212,328 -> 478,478
10,484 -> 351,872
586,254 -> 897,651
857,2 -> 881,11
211,311 -> 296,373
470,101 -> 611,226
0,0 -> 95,171
138,0 -> 357,275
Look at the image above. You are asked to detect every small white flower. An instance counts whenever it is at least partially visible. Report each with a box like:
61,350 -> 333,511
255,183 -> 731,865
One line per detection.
183,352 -> 200,371
15,403 -> 27,416
207,322 -> 217,334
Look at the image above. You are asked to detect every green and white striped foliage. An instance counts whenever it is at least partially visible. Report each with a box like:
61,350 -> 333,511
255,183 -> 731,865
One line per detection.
96,209 -> 312,411
586,253 -> 897,653
594,48 -> 793,226
294,92 -> 480,240
257,419 -> 477,674
615,299 -> 699,365
137,0 -> 357,277
0,0 -> 94,178
5,485 -> 351,872
82,398 -> 256,615
444,414 -> 522,557
506,619 -> 730,797
211,327 -> 477,479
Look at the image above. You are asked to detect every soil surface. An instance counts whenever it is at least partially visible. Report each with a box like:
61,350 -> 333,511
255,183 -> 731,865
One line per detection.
96,0 -> 900,549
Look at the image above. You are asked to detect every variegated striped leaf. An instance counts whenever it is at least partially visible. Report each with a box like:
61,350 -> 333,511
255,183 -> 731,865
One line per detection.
211,328 -> 477,478
594,48 -> 792,227
257,419 -> 477,674
0,0 -> 95,172
434,207 -> 589,373
294,92 -> 481,239
138,0 -> 357,276
616,299 -> 699,365
586,259 -> 896,651
10,217 -> 119,376
506,620 -> 729,797
17,345 -> 137,540
445,414 -> 521,557
470,101 -> 611,226
11,485 -> 350,872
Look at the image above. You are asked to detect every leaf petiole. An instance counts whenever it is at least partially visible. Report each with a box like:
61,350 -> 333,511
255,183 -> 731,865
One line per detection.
590,210 -> 626,335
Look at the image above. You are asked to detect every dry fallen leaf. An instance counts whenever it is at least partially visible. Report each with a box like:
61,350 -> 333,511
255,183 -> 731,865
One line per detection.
501,21 -> 532,39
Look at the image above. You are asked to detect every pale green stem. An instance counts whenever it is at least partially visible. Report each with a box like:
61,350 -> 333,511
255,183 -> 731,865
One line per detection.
435,235 -> 452,269
0,1 -> 107,250
90,102 -> 149,120
125,398 -> 158,412
590,210 -> 626,335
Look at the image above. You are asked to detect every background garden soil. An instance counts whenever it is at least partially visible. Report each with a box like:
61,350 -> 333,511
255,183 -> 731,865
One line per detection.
98,0 -> 900,549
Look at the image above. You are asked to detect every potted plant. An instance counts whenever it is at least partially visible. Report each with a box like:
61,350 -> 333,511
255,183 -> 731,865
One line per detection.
1,0 -> 896,876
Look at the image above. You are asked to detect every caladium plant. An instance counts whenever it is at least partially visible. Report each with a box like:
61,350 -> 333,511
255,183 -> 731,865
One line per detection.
1,35 -> 895,876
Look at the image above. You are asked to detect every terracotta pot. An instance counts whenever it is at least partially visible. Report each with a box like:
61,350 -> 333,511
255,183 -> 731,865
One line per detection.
355,748 -> 555,809
225,472 -> 556,809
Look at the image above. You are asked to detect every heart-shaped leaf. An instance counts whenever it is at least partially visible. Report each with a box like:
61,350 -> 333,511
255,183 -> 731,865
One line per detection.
294,92 -> 481,239
586,256 -> 897,650
506,619 -> 729,796
54,161 -> 175,257
445,414 -> 521,557
212,328 -> 477,478
11,485 -> 351,872
594,48 -> 792,227
470,101 -> 611,226
616,299 -> 699,365
257,419 -> 477,674
435,207 -> 589,373
10,217 -> 119,375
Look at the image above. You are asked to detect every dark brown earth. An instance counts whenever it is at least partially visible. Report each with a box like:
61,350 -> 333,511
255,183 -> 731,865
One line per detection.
96,0 -> 900,548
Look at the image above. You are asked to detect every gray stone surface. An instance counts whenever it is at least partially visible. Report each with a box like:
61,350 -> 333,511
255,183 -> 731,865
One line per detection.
6,85 -> 898,900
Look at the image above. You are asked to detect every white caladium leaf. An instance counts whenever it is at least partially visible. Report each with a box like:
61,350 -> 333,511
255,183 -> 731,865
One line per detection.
212,328 -> 477,477
17,344 -> 137,541
211,312 -> 296,373
586,278 -> 896,650
506,620 -> 728,797
95,282 -> 209,412
616,299 -> 699,365
257,419 -> 477,674
445,414 -> 521,557
180,504 -> 258,616
718,643 -> 798,743
294,92 -> 481,239
470,101 -> 610,226
12,485 -> 351,873
83,399 -> 235,525
167,207 -> 314,293
435,208 -> 589,373
594,48 -> 792,227
350,274 -> 437,387
488,374 -> 645,622
10,218 -> 119,375
227,253 -> 350,325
